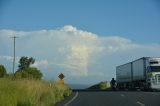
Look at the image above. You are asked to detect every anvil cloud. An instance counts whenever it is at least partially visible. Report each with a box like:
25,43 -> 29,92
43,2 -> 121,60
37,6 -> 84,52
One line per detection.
0,25 -> 160,83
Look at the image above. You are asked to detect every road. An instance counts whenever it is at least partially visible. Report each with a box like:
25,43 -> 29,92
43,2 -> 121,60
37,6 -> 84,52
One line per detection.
56,90 -> 160,106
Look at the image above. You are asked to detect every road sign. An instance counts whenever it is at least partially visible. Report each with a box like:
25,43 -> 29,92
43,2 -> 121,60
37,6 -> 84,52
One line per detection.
58,73 -> 65,80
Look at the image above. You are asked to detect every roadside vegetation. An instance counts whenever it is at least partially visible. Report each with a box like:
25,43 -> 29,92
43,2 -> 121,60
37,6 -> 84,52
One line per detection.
0,78 -> 71,106
88,81 -> 111,90
0,64 -> 7,77
0,56 -> 72,106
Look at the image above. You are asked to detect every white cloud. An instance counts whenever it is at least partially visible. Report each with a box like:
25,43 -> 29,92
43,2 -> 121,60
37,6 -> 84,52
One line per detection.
0,56 -> 13,61
0,56 -> 20,63
61,25 -> 77,32
0,25 -> 160,78
32,60 -> 49,67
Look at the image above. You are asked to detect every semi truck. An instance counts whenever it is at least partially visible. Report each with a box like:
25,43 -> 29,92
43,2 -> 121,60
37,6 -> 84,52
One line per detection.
116,57 -> 160,90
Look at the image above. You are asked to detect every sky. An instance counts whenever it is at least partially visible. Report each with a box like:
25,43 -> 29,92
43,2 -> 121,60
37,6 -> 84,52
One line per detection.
0,0 -> 160,87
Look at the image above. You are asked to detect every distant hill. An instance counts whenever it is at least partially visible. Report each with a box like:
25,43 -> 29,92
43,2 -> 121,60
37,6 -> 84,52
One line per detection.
88,81 -> 111,90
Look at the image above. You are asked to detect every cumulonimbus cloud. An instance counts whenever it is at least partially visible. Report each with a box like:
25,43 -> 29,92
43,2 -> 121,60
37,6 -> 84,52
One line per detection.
0,25 -> 160,77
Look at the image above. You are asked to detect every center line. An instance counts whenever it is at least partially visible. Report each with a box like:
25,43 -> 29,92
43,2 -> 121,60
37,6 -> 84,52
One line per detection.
137,101 -> 145,106
120,94 -> 124,97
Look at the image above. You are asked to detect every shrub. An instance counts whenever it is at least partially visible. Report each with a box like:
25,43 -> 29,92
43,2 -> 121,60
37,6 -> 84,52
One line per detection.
26,67 -> 43,79
15,67 -> 43,79
0,65 -> 7,77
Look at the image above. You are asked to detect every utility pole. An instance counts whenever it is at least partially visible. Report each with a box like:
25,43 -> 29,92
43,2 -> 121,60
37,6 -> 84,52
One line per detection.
11,36 -> 18,74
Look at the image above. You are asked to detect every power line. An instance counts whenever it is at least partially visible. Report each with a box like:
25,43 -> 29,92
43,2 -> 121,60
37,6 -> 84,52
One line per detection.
11,36 -> 19,74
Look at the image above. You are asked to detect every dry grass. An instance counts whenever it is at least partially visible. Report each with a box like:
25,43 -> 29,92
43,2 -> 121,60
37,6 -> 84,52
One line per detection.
88,81 -> 111,90
0,78 -> 72,106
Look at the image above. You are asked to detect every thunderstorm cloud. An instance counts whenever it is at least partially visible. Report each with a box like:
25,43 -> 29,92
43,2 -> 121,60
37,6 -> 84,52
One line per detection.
0,25 -> 160,83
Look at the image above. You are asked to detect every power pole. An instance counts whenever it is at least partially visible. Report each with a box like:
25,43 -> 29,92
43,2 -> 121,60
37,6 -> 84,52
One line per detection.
11,36 -> 19,74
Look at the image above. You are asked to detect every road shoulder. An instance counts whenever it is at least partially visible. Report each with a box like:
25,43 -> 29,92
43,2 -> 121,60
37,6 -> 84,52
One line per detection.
55,91 -> 77,106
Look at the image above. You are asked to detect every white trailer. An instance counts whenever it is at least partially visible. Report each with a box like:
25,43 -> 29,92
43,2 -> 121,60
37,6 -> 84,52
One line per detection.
116,63 -> 132,83
116,57 -> 160,90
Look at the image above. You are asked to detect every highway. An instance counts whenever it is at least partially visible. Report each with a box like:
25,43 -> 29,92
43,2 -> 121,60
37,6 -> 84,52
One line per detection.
56,90 -> 160,106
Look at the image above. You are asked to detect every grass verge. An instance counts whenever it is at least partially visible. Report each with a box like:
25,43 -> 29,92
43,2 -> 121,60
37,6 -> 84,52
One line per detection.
0,78 -> 72,106
88,81 -> 111,90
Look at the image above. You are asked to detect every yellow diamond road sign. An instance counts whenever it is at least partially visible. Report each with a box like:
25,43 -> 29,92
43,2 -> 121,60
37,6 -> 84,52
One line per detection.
58,73 -> 65,80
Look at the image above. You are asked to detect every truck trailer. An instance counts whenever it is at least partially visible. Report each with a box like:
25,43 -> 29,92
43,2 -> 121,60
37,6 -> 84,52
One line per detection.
116,57 -> 160,90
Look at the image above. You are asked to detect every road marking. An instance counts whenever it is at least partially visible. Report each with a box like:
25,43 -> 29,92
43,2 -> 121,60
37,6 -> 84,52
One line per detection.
120,94 -> 124,97
137,101 -> 145,106
64,92 -> 79,106
151,93 -> 160,96
143,92 -> 160,96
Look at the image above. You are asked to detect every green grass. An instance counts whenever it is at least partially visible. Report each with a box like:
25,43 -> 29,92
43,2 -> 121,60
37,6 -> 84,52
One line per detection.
0,78 -> 72,106
88,81 -> 111,90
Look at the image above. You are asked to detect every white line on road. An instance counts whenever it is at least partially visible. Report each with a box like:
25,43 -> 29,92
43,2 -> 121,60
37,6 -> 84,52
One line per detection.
151,93 -> 160,96
64,92 -> 79,106
137,101 -> 145,106
120,94 -> 124,97
143,92 -> 160,96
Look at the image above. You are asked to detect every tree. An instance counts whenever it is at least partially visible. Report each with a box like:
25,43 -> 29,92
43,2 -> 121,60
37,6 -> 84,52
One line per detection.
15,70 -> 30,79
26,67 -> 43,79
16,56 -> 43,79
0,65 -> 7,77
18,56 -> 35,70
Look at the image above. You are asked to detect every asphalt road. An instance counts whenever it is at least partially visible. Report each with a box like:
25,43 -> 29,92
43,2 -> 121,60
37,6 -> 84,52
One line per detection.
56,90 -> 160,106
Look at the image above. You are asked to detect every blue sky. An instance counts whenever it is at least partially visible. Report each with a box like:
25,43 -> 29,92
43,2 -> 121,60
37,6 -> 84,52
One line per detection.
0,0 -> 160,87
1,0 -> 160,43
